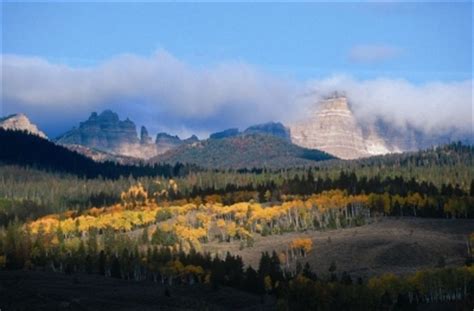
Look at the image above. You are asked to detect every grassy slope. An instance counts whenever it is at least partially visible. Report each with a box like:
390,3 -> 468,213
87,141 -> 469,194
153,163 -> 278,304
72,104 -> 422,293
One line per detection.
203,217 -> 474,278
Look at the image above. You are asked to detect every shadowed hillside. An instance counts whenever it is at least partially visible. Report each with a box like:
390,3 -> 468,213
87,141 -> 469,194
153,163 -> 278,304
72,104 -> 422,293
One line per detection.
0,129 -> 195,179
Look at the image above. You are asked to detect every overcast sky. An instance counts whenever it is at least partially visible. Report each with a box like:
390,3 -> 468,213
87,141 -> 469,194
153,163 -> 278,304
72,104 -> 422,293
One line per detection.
1,2 -> 472,139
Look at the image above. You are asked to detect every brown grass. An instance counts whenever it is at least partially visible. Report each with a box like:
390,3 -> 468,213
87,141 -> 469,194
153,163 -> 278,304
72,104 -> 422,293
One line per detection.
203,217 -> 474,278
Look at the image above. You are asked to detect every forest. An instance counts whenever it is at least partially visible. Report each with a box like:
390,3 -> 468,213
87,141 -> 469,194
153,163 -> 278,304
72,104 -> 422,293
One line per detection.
1,132 -> 473,309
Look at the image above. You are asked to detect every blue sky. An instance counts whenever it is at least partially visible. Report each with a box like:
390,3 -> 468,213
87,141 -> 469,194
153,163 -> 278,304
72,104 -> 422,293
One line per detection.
1,2 -> 473,137
4,2 -> 472,81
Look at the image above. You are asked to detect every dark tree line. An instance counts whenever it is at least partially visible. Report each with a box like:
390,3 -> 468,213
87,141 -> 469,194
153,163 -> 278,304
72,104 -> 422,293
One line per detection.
0,129 -> 196,179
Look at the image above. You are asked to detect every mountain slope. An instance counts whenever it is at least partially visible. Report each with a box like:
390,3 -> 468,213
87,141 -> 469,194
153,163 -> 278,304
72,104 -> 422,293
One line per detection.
151,133 -> 334,169
0,128 -> 191,179
0,113 -> 47,139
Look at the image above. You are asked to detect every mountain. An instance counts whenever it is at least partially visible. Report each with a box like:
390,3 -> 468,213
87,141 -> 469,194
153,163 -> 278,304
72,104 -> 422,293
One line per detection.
209,122 -> 290,141
56,110 -> 201,159
0,113 -> 47,139
209,128 -> 240,139
289,92 -> 473,160
0,128 -> 187,179
244,122 -> 291,141
151,133 -> 334,169
55,110 -> 144,157
290,94 -> 399,160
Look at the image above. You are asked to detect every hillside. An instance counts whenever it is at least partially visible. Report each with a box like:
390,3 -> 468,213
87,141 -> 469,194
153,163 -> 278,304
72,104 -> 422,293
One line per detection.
150,133 -> 335,169
204,217 -> 474,278
0,128 -> 193,179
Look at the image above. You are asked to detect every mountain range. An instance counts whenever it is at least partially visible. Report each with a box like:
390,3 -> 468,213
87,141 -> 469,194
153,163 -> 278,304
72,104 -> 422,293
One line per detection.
1,92 -> 471,166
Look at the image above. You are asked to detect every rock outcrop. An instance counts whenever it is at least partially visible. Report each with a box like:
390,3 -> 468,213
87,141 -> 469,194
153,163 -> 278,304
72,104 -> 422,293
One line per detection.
56,110 -> 202,159
56,110 -> 151,158
290,94 -> 398,159
244,122 -> 291,141
0,113 -> 47,139
56,110 -> 139,152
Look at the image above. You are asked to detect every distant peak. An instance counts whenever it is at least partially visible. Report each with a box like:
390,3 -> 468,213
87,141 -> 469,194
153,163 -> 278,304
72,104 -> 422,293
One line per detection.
98,109 -> 119,121
0,113 -> 47,139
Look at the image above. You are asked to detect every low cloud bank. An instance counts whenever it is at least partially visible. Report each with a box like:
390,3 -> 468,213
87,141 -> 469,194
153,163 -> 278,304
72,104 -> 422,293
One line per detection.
304,75 -> 472,134
1,50 -> 472,138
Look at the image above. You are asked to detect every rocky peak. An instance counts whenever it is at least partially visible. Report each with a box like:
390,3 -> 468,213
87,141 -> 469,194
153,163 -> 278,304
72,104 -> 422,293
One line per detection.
140,126 -> 152,145
98,110 -> 120,122
0,113 -> 47,139
290,94 -> 397,159
56,109 -> 139,153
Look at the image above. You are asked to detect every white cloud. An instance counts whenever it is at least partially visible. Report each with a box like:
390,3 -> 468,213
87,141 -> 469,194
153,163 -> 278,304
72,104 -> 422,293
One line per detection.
348,44 -> 403,63
1,50 -> 472,139
1,51 -> 300,137
304,74 -> 473,134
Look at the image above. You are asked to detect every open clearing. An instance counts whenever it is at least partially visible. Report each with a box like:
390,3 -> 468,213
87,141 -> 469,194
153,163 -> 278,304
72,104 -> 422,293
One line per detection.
204,217 -> 474,278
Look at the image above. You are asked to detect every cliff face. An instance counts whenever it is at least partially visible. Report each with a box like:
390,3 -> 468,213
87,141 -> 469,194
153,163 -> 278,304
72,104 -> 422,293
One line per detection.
56,110 -> 139,151
56,110 -> 202,159
290,95 -> 398,159
0,113 -> 47,139
290,96 -> 368,159
56,110 -> 151,158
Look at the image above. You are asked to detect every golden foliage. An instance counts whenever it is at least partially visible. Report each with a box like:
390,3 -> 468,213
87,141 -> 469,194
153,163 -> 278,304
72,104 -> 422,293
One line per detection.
290,238 -> 313,254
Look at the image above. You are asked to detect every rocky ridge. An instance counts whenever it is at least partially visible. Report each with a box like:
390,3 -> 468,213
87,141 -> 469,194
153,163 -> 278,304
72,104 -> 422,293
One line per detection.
56,110 -> 200,159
